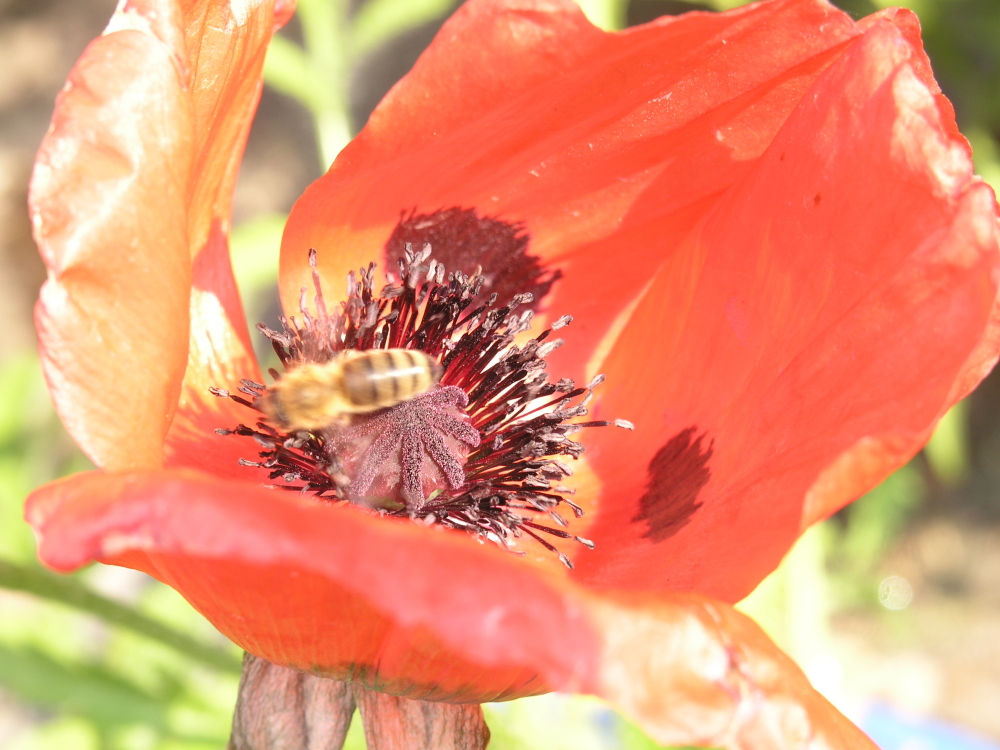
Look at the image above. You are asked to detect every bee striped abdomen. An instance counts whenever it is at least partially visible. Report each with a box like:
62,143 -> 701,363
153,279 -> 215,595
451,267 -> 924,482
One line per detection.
341,349 -> 439,411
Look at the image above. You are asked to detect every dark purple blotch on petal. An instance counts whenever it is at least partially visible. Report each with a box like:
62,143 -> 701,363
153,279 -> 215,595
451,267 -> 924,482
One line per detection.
633,427 -> 713,543
384,207 -> 561,310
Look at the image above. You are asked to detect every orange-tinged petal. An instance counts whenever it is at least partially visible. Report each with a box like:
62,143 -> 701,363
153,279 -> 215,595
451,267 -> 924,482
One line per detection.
799,6 -> 1000,529
572,15 -> 1000,601
31,0 -> 290,471
587,593 -> 876,749
162,0 -> 285,474
280,0 -> 859,358
177,0 -> 283,257
32,27 -> 193,471
164,223 -> 265,480
26,469 -> 595,703
27,469 -> 872,748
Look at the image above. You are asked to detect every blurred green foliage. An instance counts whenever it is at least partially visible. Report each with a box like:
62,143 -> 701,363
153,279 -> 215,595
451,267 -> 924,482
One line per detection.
574,0 -> 630,28
3,0 -> 998,747
263,0 -> 460,167
229,213 -> 285,321
0,355 -> 245,749
351,0 -> 456,56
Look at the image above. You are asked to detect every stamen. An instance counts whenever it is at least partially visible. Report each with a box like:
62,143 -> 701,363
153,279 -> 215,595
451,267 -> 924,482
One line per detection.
211,235 -> 631,567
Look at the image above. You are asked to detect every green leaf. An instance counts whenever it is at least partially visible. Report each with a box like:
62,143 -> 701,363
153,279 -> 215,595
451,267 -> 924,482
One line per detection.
0,354 -> 87,564
571,0 -> 629,30
5,716 -> 101,750
263,34 -> 322,111
484,694 -> 716,749
0,561 -> 242,674
0,354 -> 42,445
924,400 -> 970,485
0,645 -> 168,728
838,463 -> 925,580
967,127 -> 1000,194
351,0 -> 455,58
230,213 -> 286,299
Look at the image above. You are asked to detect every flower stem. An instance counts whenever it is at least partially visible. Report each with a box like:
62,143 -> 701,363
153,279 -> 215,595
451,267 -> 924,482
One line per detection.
297,0 -> 353,169
573,0 -> 628,30
0,560 -> 242,674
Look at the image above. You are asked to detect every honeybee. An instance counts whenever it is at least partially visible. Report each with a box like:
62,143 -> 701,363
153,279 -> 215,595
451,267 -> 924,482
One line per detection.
261,348 -> 442,432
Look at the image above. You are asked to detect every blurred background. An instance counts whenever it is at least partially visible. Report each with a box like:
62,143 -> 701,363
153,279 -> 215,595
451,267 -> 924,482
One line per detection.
1,0 -> 999,748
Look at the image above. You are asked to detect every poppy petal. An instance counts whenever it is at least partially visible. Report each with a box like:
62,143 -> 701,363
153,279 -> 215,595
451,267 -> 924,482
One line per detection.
31,21 -> 192,471
27,469 -> 871,747
163,223 -> 266,481
26,469 -> 597,703
280,0 -> 859,350
587,593 -> 876,749
30,0 -> 288,471
572,14 -> 1000,602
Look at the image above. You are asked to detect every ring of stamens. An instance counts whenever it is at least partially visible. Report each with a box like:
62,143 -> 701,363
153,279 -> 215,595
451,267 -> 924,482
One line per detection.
212,246 -> 633,568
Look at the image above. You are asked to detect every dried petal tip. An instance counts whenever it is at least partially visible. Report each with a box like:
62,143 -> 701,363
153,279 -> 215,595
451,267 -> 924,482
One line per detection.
214,232 -> 631,566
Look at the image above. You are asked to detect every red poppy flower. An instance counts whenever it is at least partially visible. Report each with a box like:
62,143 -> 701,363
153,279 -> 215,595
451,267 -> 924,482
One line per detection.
25,0 -> 1000,747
